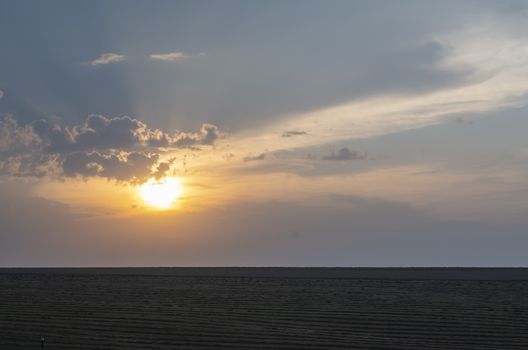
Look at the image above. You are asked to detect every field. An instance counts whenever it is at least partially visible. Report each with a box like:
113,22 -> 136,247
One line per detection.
1,268 -> 527,349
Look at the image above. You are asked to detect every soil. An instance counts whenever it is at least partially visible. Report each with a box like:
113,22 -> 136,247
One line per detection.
1,268 -> 527,349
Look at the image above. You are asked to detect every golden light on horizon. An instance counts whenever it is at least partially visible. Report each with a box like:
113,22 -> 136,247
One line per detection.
139,177 -> 183,209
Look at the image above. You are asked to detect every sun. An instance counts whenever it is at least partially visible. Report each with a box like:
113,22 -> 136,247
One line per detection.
138,177 -> 183,209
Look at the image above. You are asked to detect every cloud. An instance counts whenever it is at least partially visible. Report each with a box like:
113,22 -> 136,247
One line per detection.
454,117 -> 472,125
150,52 -> 189,61
62,151 -> 159,182
0,89 -> 4,99
150,51 -> 205,62
282,130 -> 307,138
0,154 -> 58,178
29,115 -> 222,152
171,123 -> 222,147
89,53 -> 126,66
243,153 -> 266,162
0,115 -> 41,155
152,160 -> 174,180
0,115 -> 222,181
322,148 -> 364,161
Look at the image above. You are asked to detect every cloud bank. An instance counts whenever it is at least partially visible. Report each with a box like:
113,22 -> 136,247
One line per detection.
0,115 -> 222,182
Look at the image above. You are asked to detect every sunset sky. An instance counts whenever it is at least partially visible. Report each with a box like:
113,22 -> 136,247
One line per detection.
2,0 -> 528,266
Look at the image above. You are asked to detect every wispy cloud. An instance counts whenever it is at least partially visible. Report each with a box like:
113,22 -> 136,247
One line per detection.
322,148 -> 365,161
89,53 -> 126,66
150,52 -> 204,62
243,153 -> 266,162
282,130 -> 307,138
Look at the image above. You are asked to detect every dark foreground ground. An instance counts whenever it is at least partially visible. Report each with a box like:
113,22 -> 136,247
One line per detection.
1,268 -> 527,349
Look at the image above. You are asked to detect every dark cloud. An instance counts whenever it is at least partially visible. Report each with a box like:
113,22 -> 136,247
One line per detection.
322,148 -> 365,161
0,115 -> 222,182
0,116 -> 41,156
171,123 -> 221,147
243,153 -> 266,162
153,159 -> 174,180
30,115 -> 222,152
454,117 -> 473,125
62,151 -> 159,183
0,154 -> 58,178
282,130 -> 307,138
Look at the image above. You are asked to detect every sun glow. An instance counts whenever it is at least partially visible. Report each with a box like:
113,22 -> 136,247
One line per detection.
139,177 -> 183,209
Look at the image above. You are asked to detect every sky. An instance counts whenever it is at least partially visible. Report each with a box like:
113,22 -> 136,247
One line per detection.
1,0 -> 528,266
